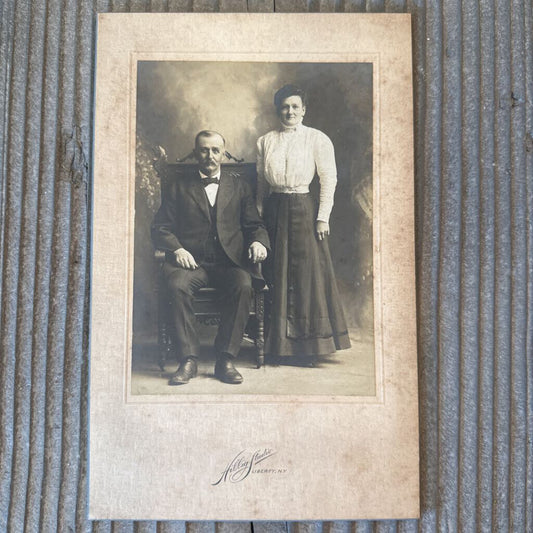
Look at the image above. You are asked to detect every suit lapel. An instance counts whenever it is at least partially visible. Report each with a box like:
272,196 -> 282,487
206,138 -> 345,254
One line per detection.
216,169 -> 232,219
187,170 -> 210,221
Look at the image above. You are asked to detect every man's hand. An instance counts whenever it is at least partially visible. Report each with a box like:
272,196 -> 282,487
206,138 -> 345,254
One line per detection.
174,248 -> 198,270
248,241 -> 268,264
316,220 -> 330,241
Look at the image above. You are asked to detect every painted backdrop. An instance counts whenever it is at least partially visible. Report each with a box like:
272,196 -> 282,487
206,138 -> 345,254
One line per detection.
133,61 -> 373,345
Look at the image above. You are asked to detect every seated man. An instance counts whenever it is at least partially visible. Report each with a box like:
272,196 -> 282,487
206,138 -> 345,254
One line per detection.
151,130 -> 269,385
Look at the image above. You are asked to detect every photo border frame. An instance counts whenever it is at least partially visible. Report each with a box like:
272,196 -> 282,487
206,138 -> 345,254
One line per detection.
128,53 -> 381,404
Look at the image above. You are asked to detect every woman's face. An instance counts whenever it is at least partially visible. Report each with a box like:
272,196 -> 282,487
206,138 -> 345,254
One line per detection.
278,95 -> 306,127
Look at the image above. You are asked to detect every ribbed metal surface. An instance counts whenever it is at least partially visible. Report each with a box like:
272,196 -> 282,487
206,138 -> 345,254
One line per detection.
0,1 -> 531,531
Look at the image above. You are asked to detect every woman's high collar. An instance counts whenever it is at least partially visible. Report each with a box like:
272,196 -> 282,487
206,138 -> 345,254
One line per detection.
280,122 -> 304,133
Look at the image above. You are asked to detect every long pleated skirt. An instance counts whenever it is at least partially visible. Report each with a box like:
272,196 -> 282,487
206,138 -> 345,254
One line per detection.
263,192 -> 351,357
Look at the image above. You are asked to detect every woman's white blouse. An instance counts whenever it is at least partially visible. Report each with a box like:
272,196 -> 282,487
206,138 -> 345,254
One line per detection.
256,124 -> 337,223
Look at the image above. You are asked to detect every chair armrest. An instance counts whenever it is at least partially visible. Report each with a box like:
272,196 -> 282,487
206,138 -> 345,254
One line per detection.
255,262 -> 269,292
155,249 -> 166,263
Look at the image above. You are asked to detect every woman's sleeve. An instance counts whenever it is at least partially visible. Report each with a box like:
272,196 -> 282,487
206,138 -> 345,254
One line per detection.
314,131 -> 337,223
255,136 -> 269,216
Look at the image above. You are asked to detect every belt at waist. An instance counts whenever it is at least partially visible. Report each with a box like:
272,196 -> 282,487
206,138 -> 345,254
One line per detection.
270,185 -> 309,194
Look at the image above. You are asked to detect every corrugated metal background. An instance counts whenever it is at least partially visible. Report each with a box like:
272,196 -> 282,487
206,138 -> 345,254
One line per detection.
0,0 -> 531,531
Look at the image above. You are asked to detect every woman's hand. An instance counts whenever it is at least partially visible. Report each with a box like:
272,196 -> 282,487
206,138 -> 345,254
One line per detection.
316,220 -> 330,241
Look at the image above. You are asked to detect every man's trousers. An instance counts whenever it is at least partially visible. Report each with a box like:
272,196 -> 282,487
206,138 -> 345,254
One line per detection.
161,261 -> 253,359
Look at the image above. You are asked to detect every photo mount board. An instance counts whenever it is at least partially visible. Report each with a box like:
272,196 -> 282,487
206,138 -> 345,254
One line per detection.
90,13 -> 418,520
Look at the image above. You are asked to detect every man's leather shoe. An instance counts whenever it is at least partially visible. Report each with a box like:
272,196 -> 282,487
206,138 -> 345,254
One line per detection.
168,357 -> 198,385
214,357 -> 243,384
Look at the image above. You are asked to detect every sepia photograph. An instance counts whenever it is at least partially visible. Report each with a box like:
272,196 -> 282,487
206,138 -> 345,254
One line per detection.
131,61 -> 375,397
90,13 -> 418,520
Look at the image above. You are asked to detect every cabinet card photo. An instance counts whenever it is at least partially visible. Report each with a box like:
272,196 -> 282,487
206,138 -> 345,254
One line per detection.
90,13 -> 418,521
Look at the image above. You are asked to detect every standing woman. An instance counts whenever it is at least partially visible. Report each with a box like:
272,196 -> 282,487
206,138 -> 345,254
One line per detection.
256,84 -> 351,365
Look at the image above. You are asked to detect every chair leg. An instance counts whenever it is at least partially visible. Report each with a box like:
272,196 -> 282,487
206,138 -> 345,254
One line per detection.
158,281 -> 174,371
255,291 -> 265,368
158,317 -> 172,372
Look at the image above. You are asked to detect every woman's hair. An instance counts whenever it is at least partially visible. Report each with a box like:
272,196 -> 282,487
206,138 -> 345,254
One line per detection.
274,84 -> 308,111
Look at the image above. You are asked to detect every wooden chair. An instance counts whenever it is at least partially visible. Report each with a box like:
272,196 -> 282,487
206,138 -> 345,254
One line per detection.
152,150 -> 267,370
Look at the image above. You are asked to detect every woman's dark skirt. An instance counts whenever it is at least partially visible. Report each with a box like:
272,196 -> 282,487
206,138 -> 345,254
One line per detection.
263,193 -> 351,357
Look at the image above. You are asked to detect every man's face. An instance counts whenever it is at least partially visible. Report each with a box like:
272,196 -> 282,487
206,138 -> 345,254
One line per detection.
194,134 -> 225,176
278,95 -> 306,127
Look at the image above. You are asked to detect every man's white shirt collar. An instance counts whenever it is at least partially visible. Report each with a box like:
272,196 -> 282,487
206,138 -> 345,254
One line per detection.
199,170 -> 221,180
199,170 -> 220,207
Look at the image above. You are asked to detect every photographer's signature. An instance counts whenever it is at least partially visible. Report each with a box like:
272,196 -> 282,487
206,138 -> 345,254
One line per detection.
212,448 -> 287,485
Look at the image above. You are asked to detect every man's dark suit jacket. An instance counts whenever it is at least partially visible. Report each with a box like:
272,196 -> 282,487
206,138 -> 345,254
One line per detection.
151,166 -> 270,281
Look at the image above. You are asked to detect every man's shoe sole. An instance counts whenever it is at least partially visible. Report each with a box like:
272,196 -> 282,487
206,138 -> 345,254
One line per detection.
214,372 -> 243,385
168,377 -> 190,385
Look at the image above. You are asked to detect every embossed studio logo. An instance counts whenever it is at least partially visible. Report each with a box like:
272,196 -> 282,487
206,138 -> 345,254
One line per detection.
212,448 -> 287,485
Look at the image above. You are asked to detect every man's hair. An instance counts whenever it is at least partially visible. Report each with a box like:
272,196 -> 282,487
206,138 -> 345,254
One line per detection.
274,84 -> 308,112
194,130 -> 226,148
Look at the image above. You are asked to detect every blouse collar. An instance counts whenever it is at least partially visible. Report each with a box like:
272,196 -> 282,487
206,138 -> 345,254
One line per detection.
280,122 -> 304,133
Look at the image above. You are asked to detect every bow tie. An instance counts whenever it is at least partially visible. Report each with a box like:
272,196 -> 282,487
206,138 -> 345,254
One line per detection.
201,177 -> 220,186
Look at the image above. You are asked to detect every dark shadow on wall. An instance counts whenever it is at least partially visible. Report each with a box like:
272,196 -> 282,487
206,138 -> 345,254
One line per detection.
133,61 -> 373,344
